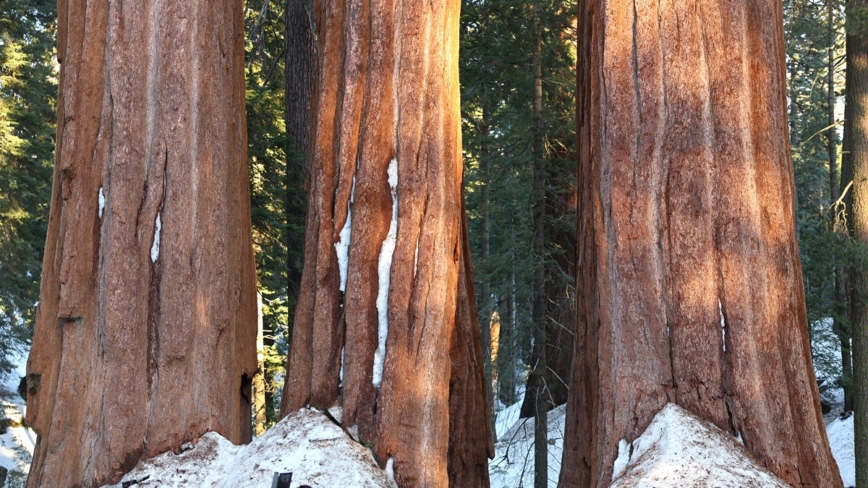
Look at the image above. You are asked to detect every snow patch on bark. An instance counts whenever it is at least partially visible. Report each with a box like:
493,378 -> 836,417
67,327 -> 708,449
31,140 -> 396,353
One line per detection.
385,457 -> 395,482
98,187 -> 105,218
612,438 -> 632,481
609,403 -> 790,487
340,345 -> 345,383
336,177 -> 356,293
413,236 -> 419,277
150,212 -> 162,263
719,300 -> 726,352
101,409 -> 397,488
374,159 -> 398,388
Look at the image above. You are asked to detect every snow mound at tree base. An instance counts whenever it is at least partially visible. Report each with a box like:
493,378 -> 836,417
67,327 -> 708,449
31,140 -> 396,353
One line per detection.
102,408 -> 397,488
611,403 -> 789,488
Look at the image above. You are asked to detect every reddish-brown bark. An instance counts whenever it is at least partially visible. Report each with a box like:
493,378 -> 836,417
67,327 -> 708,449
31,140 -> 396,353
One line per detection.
279,0 -> 493,486
560,0 -> 843,486
25,1 -> 257,486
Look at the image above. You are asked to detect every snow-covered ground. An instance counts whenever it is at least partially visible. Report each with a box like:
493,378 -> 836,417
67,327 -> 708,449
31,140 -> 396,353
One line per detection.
609,404 -> 788,487
827,413 -> 855,488
103,408 -> 397,488
0,331 -> 858,488
0,350 -> 36,488
489,401 -> 566,488
813,318 -> 857,488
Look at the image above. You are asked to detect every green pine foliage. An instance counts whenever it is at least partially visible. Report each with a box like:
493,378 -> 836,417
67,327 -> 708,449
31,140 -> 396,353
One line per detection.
245,0 -> 291,427
784,0 -> 851,393
0,0 -> 56,374
460,0 -> 577,407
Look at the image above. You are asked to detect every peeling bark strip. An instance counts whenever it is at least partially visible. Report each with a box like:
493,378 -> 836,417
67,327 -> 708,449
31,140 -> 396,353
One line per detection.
25,0 -> 257,486
559,0 -> 843,487
278,0 -> 493,485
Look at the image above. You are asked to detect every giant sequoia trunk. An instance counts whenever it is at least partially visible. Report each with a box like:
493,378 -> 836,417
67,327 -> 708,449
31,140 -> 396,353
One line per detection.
559,1 -> 843,486
25,1 -> 257,486
278,0 -> 493,486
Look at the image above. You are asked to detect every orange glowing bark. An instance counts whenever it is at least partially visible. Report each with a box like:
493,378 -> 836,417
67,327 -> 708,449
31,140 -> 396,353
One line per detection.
279,0 -> 493,485
560,0 -> 843,486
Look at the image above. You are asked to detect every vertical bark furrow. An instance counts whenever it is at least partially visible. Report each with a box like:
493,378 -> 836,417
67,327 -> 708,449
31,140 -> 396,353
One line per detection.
561,0 -> 843,486
285,0 -> 346,412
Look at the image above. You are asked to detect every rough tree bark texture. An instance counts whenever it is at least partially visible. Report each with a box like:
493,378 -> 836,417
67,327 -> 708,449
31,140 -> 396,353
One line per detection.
844,0 -> 868,483
285,0 -> 316,159
559,0 -> 843,486
24,1 -> 257,486
282,0 -> 317,420
278,0 -> 494,486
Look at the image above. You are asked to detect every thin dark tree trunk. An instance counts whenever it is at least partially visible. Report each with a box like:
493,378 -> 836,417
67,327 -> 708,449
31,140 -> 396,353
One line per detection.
498,279 -> 518,406
832,0 -> 854,414
478,98 -> 499,442
25,1 -> 257,486
531,2 -> 548,487
278,0 -> 493,485
832,0 -> 840,205
845,0 -> 868,483
560,0 -> 843,486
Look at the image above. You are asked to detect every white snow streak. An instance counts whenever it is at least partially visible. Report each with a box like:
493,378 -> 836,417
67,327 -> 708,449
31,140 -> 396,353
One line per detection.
335,177 -> 356,293
373,159 -> 399,388
413,237 -> 419,278
339,346 -> 345,382
98,187 -> 105,218
719,299 -> 726,352
385,457 -> 395,482
150,212 -> 162,263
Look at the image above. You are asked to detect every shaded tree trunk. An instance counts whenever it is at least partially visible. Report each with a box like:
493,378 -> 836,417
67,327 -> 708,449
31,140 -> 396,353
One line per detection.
560,0 -> 843,486
284,0 -> 316,345
285,0 -> 315,160
844,0 -> 868,483
278,0 -> 493,485
25,1 -> 257,486
498,281 -> 518,406
830,0 -> 854,413
530,2 -> 548,487
521,147 -> 577,421
478,99 -> 499,442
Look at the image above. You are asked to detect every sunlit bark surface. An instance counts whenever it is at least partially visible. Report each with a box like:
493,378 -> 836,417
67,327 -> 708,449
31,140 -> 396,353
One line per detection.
560,1 -> 843,486
279,0 -> 493,486
25,1 -> 257,486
